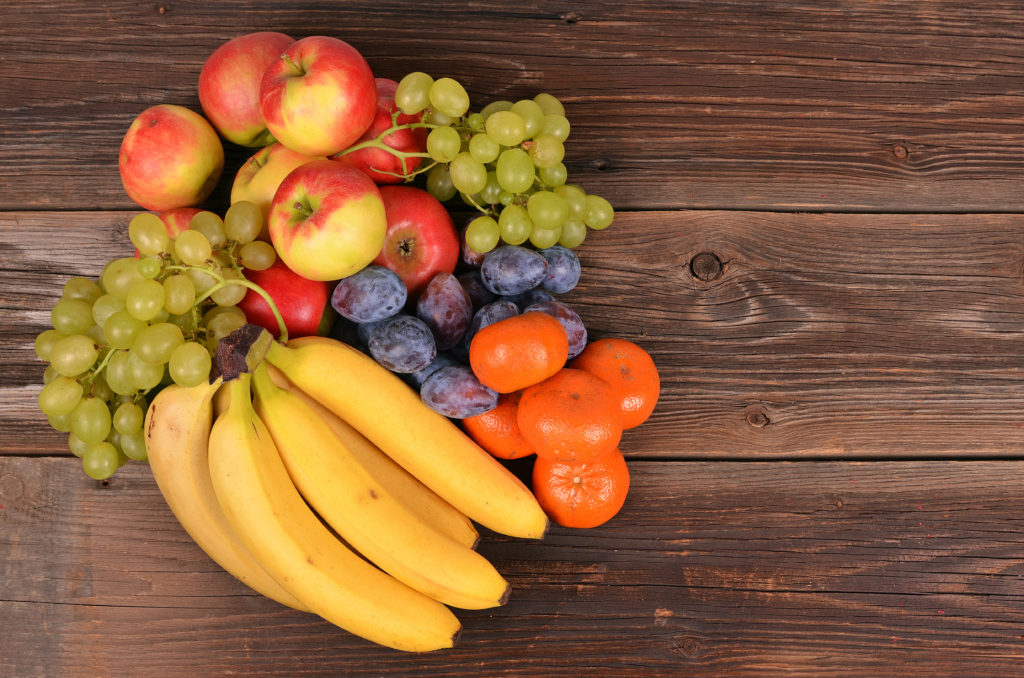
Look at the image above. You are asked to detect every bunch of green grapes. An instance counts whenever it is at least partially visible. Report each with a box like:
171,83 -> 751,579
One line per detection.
34,201 -> 274,480
393,73 -> 615,253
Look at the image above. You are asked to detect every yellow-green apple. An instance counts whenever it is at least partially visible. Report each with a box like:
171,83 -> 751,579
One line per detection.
331,77 -> 428,184
237,258 -> 334,338
269,159 -> 386,281
198,31 -> 295,147
373,186 -> 459,298
230,142 -> 322,241
259,35 -> 377,156
118,104 -> 224,211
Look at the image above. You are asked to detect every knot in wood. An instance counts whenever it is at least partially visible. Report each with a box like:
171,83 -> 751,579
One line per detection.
671,635 -> 702,658
690,252 -> 722,282
892,143 -> 908,159
745,407 -> 770,428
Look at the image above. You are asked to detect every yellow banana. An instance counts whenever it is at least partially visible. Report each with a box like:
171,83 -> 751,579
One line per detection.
251,363 -> 508,610
142,378 -> 306,611
208,374 -> 461,652
265,336 -> 549,540
264,363 -> 479,550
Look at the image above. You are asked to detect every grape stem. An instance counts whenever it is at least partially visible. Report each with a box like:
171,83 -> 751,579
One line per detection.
82,347 -> 115,386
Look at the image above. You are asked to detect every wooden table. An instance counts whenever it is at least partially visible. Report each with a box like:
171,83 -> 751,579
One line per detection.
3,2 -> 1024,675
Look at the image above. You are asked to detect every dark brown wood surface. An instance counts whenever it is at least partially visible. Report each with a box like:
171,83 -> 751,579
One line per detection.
2,1 -> 1024,675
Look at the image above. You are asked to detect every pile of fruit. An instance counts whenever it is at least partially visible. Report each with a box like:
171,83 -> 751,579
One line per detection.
32,32 -> 660,651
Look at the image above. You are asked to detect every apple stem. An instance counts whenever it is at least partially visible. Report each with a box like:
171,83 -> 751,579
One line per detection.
280,53 -> 304,77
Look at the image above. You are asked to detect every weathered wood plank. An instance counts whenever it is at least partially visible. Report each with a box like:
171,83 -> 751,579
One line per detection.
3,210 -> 1022,458
3,1 -> 1024,212
2,456 -> 1023,676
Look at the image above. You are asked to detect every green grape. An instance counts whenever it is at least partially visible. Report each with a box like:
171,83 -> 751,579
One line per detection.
479,171 -> 503,205
51,297 -> 94,335
429,77 -> 470,118
469,133 -> 500,164
510,99 -> 545,139
485,110 -> 527,147
163,274 -> 196,316
495,148 -> 535,194
42,364 -> 60,384
497,205 -> 533,246
91,294 -> 125,328
186,267 -> 218,294
101,257 -> 144,299
541,114 -> 571,141
465,216 -> 500,254
49,334 -> 98,377
559,220 -> 587,248
169,341 -> 213,388
529,226 -> 562,249
103,310 -> 146,350
119,430 -> 148,462
174,230 -> 212,266
239,241 -> 276,271
210,270 -> 247,307
126,279 -> 165,321
395,71 -> 434,114
127,350 -> 165,391
424,108 -> 456,126
204,306 -> 247,341
467,112 -> 485,131
104,350 -> 135,396
88,371 -> 114,403
38,376 -> 84,416
224,201 -> 263,244
449,152 -> 487,195
538,162 -> 567,187
426,164 -> 457,202
71,397 -> 112,445
86,323 -> 106,347
113,401 -> 144,435
128,212 -> 171,256
133,322 -> 184,365
498,191 -> 515,206
533,92 -> 565,117
82,442 -> 120,480
554,184 -> 587,220
68,432 -> 90,458
529,134 -> 565,169
527,191 -> 569,230
34,329 -> 65,362
584,194 -> 615,230
480,100 -> 513,117
137,257 -> 162,279
189,211 -> 226,248
426,126 -> 461,163
168,312 -> 199,334
48,411 -> 73,433
63,277 -> 102,303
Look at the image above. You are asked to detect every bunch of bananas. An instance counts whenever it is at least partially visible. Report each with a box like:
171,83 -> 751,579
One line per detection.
143,333 -> 549,652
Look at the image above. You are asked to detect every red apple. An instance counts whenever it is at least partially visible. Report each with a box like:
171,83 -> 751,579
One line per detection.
238,258 -> 333,339
198,31 -> 295,147
118,104 -> 225,211
373,186 -> 459,298
259,35 -> 377,156
331,77 -> 428,184
158,207 -> 202,238
230,142 -> 322,240
268,159 -> 387,281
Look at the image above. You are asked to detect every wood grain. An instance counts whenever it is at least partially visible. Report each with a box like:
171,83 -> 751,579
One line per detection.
4,210 -> 1022,459
2,457 -> 1023,677
3,1 -> 1024,212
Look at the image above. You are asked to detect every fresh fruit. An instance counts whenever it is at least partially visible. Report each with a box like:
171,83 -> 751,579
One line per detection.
158,207 -> 202,239
230,142 -> 323,240
258,35 -> 377,156
532,447 -> 630,528
198,31 -> 296,147
464,299 -> 518,348
330,264 -> 407,323
207,374 -> 462,652
416,272 -> 472,351
462,390 -> 534,459
237,259 -> 332,339
419,365 -> 498,419
523,298 -> 588,359
265,336 -> 549,539
366,314 -> 436,373
118,104 -> 225,211
468,311 -> 568,393
251,364 -> 508,609
571,337 -> 660,429
538,245 -> 581,294
373,186 -> 459,298
143,377 -> 307,610
517,368 -> 623,462
267,159 -> 387,281
479,245 -> 548,296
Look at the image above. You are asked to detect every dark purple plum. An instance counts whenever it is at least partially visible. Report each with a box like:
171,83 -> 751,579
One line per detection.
329,316 -> 364,350
367,314 -> 436,373
479,245 -> 547,296
407,352 -> 459,390
524,298 -> 588,358
331,265 -> 408,323
501,288 -> 553,312
464,299 -> 519,349
420,365 -> 498,418
538,245 -> 581,294
457,270 -> 496,311
416,272 -> 473,351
